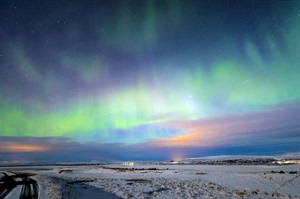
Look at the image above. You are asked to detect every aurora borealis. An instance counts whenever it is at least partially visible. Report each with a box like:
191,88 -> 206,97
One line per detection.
0,0 -> 299,162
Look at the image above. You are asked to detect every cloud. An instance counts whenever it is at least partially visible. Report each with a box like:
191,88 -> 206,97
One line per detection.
149,102 -> 300,148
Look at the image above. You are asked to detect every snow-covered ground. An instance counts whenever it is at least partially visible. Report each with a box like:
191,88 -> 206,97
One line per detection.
1,164 -> 299,199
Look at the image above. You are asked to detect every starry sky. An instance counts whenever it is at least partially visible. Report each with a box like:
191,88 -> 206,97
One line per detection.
0,0 -> 299,163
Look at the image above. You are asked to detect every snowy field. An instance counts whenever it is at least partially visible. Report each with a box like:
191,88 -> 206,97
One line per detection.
1,163 -> 299,199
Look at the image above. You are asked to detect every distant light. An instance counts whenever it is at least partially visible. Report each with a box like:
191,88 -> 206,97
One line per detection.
123,162 -> 134,166
273,160 -> 300,164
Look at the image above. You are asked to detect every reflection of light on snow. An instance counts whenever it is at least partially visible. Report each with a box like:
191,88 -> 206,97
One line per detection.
123,162 -> 134,166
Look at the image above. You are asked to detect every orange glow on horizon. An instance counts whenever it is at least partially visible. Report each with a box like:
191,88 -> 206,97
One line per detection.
0,143 -> 50,152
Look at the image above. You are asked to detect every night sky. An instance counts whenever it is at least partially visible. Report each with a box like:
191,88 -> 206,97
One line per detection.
0,0 -> 299,163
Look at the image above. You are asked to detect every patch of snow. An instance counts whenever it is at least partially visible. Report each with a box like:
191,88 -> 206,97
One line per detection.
2,164 -> 299,198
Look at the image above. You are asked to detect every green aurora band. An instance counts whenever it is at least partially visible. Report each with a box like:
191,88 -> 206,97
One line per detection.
0,0 -> 299,147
